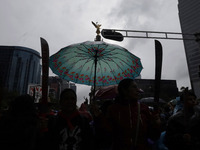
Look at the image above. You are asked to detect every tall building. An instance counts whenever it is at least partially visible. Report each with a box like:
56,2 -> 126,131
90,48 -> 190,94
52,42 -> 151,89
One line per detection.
0,46 -> 41,94
178,0 -> 200,98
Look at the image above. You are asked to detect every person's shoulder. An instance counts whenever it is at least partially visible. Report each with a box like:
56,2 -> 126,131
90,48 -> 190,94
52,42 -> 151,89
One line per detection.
172,110 -> 184,118
168,110 -> 184,122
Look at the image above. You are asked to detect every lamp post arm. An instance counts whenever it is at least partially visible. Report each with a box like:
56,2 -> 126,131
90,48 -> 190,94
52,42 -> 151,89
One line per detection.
102,28 -> 197,41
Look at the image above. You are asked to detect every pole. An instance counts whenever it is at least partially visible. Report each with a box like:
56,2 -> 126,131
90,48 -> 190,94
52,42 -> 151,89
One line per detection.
93,50 -> 98,101
154,40 -> 163,103
40,38 -> 49,104
92,21 -> 101,102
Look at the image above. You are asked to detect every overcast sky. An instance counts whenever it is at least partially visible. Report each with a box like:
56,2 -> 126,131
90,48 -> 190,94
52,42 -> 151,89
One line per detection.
0,0 -> 192,106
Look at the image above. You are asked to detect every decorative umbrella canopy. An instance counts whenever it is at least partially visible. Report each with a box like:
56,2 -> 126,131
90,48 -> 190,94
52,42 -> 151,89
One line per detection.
49,41 -> 143,88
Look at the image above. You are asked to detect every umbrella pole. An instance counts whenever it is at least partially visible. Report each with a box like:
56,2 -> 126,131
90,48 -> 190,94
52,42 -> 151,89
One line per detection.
93,50 -> 98,102
92,23 -> 101,102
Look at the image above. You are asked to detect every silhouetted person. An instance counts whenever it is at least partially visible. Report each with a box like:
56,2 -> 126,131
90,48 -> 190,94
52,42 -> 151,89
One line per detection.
93,100 -> 114,150
92,78 -> 161,150
165,88 -> 200,150
48,88 -> 94,150
0,94 -> 38,150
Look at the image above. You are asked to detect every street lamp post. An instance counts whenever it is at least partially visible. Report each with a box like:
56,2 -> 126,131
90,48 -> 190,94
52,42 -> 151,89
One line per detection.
101,28 -> 200,102
101,29 -> 196,41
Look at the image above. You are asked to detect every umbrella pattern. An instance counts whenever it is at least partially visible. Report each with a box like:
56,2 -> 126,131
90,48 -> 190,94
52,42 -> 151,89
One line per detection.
49,41 -> 143,86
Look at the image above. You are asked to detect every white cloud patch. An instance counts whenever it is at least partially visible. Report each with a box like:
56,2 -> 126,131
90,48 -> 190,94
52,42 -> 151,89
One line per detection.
0,0 -> 191,103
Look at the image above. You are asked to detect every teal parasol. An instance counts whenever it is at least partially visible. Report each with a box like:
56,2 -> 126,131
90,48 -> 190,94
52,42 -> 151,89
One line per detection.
49,41 -> 143,99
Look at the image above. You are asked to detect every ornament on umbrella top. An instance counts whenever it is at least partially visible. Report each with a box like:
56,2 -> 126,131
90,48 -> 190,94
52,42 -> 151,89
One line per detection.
92,21 -> 101,41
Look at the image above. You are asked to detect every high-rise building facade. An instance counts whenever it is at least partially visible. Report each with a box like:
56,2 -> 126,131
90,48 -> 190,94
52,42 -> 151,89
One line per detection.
178,0 -> 200,98
0,46 -> 41,94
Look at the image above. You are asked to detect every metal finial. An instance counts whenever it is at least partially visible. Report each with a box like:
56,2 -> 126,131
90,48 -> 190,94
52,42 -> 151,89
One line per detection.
92,21 -> 101,35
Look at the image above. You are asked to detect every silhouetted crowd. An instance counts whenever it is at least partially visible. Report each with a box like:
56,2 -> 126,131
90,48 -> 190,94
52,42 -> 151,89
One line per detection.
0,78 -> 200,150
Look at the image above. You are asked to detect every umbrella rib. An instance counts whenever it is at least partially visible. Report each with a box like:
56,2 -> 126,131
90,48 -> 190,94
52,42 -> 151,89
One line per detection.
95,44 -> 104,85
101,58 -> 124,82
102,46 -> 140,63
63,45 -> 94,65
74,48 -> 93,59
99,60 -> 118,84
103,47 -> 141,69
101,53 -> 138,79
89,57 -> 95,86
61,51 -> 90,61
68,43 -> 101,85
68,58 -> 94,84
80,43 -> 96,58
96,45 -> 141,84
100,45 -> 125,56
92,43 -> 111,86
90,43 -> 111,86
73,44 -> 96,85
62,44 -> 93,59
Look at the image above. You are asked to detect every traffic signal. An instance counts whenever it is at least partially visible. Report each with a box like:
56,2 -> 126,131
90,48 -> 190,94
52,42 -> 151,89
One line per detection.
101,29 -> 124,42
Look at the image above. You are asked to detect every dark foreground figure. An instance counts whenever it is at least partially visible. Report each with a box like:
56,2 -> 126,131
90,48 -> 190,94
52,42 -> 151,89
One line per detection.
92,78 -> 161,150
0,94 -> 38,150
47,88 -> 94,150
165,88 -> 200,150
